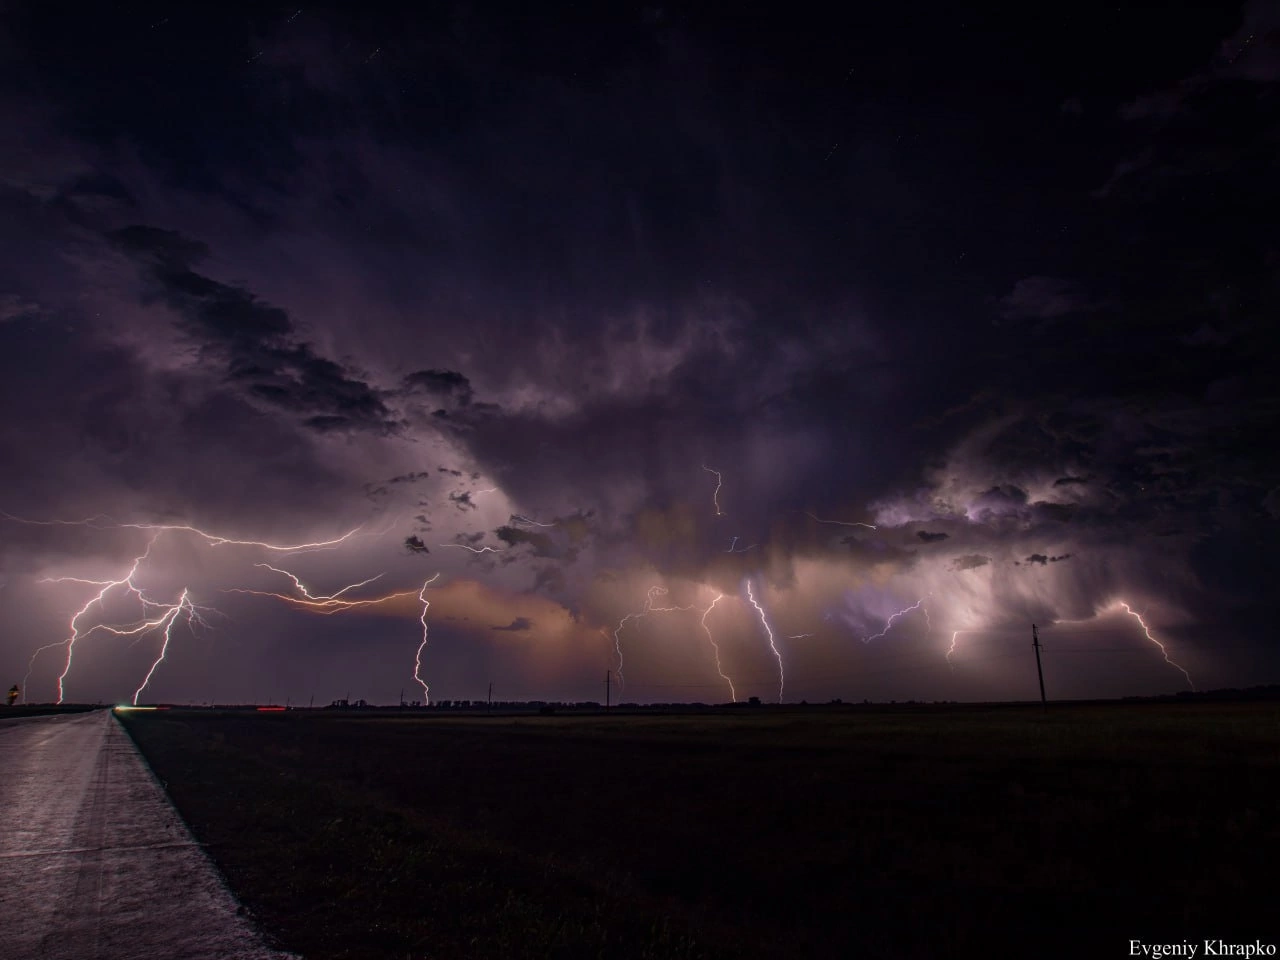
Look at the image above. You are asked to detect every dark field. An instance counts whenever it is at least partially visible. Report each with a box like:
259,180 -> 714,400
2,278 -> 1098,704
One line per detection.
119,704 -> 1279,959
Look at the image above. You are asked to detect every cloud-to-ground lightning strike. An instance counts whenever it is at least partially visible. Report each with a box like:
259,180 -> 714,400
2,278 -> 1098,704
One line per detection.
412,573 -> 443,705
862,598 -> 929,644
28,533 -> 218,703
26,535 -> 159,703
131,588 -> 196,705
612,586 -> 696,691
947,629 -> 977,664
702,465 -> 724,516
699,593 -> 736,702
745,580 -> 784,703
804,511 -> 877,531
1119,601 -> 1196,690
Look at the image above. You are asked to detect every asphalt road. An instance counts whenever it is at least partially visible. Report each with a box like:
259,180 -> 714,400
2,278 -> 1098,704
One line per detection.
0,710 -> 294,959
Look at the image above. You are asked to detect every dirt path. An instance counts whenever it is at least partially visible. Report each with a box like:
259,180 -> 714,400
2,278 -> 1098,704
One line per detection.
0,710 -> 294,959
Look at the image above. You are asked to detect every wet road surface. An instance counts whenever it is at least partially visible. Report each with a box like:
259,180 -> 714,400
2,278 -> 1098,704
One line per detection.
0,710 -> 294,959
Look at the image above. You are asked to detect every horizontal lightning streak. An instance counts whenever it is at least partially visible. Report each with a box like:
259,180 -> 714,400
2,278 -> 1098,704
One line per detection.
804,511 -> 877,531
511,515 -> 556,527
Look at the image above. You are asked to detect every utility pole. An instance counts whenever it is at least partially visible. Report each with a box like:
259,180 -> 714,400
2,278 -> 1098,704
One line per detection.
488,681 -> 493,714
1032,623 -> 1046,709
605,669 -> 611,711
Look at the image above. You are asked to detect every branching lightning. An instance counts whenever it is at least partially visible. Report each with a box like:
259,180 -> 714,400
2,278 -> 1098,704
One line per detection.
257,563 -> 385,600
1119,601 -> 1196,690
132,588 -> 198,705
224,565 -> 418,615
612,585 -> 696,691
28,533 -> 217,704
1,510 -> 364,551
745,580 -> 784,703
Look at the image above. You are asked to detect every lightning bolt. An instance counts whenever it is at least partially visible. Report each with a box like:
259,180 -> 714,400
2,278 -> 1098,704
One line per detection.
412,574 -> 442,704
257,563 -> 385,600
804,511 -> 877,531
28,533 -> 220,704
699,593 -> 736,702
612,585 -> 696,691
862,598 -> 928,644
946,629 -> 978,665
1,510 -> 363,551
438,543 -> 502,554
702,465 -> 724,516
726,537 -> 758,553
27,535 -> 161,703
745,580 -> 784,703
1118,601 -> 1196,690
787,633 -> 814,639
224,563 -> 418,615
511,515 -> 556,527
132,588 -> 197,705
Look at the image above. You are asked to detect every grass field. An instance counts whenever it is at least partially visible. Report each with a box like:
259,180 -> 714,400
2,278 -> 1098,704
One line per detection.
118,703 -> 1279,959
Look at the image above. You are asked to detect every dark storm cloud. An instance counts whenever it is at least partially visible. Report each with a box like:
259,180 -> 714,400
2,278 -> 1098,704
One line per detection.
998,276 -> 1097,322
402,370 -> 474,405
107,225 -> 398,435
494,525 -> 558,558
3,1 -> 1279,704
491,617 -> 533,632
448,491 -> 478,511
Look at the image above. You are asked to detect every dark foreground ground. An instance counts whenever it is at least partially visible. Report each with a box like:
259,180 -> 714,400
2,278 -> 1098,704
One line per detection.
119,703 -> 1278,960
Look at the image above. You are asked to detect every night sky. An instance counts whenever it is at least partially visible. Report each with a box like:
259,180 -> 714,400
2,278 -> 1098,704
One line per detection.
2,1 -> 1277,706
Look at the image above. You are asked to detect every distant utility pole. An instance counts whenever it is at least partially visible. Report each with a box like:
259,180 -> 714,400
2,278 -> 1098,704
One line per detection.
605,669 -> 611,711
1032,623 -> 1046,708
488,681 -> 493,714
